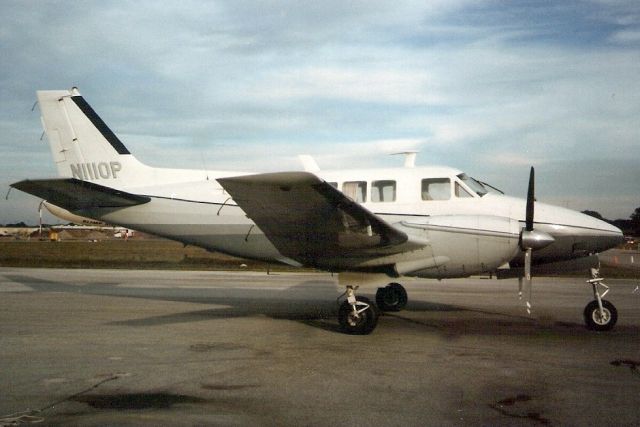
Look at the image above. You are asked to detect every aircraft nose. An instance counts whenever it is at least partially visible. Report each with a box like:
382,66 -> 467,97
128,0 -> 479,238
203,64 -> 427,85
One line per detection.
532,201 -> 625,255
578,211 -> 625,252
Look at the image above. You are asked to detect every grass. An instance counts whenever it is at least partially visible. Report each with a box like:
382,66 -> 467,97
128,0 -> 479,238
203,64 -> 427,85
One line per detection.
0,240 -> 297,271
0,240 -> 637,279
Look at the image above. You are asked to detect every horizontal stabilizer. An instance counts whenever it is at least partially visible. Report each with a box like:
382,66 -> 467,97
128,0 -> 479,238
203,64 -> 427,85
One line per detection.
218,171 -> 413,268
11,178 -> 150,210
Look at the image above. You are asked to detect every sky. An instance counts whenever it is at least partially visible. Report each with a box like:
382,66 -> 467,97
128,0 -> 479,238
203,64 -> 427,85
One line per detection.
1,0 -> 639,224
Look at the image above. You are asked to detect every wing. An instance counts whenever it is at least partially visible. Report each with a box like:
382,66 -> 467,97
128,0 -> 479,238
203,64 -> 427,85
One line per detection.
10,178 -> 150,210
218,172 -> 422,269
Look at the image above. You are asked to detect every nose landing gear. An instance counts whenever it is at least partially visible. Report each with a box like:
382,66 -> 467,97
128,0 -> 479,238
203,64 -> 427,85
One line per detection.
584,268 -> 618,331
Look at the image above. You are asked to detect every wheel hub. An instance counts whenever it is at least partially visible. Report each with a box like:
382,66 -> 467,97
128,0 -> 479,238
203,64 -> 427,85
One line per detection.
592,308 -> 611,325
347,311 -> 362,326
383,291 -> 398,306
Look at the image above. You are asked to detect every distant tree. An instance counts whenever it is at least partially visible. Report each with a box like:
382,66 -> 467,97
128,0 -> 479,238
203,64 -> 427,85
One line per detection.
631,206 -> 640,235
612,219 -> 633,235
6,221 -> 28,228
582,210 -> 606,221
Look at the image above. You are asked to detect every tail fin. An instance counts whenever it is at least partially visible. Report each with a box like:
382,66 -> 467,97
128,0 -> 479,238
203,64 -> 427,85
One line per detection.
37,88 -> 149,185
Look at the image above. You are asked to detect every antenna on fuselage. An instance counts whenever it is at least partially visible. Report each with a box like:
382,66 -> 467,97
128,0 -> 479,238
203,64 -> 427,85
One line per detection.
391,151 -> 418,168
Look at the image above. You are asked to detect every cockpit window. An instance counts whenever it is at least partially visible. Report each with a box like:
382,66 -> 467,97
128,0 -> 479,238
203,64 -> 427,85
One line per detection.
421,178 -> 450,200
455,182 -> 473,198
476,179 -> 504,195
457,173 -> 488,197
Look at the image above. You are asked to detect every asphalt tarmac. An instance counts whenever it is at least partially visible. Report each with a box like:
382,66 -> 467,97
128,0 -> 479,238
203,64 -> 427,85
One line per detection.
600,248 -> 640,270
1,267 -> 639,426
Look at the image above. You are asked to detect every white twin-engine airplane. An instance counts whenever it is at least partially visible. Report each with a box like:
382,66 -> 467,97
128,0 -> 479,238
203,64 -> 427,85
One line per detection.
11,88 -> 625,334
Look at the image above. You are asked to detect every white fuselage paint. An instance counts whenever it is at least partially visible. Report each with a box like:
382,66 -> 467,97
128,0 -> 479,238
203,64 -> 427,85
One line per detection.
75,164 -> 623,279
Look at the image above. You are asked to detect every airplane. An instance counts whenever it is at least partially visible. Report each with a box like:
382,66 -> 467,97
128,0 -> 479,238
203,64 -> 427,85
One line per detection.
10,87 -> 625,334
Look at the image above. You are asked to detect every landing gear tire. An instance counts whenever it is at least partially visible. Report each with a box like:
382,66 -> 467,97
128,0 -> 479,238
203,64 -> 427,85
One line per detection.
375,283 -> 408,312
584,299 -> 617,331
338,296 -> 379,335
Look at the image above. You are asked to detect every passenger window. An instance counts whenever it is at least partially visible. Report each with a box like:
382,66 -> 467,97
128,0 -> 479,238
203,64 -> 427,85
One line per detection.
343,181 -> 367,202
371,180 -> 396,202
455,182 -> 473,198
421,178 -> 450,200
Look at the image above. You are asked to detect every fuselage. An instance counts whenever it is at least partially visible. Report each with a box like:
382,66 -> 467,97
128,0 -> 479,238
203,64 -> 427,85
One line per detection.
73,163 -> 623,279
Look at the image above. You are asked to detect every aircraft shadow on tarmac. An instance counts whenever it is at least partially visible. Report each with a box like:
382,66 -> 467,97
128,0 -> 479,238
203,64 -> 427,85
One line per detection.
5,273 -> 635,336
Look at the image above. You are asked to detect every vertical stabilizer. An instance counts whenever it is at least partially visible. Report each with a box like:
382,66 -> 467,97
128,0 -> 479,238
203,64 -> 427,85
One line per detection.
37,88 -> 150,186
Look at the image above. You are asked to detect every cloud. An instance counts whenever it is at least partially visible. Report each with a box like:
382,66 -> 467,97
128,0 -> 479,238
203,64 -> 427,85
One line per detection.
0,0 -> 639,223
609,29 -> 640,43
248,67 -> 440,105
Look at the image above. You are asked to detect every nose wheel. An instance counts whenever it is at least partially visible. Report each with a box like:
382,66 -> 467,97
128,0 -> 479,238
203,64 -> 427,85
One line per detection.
584,300 -> 617,331
584,268 -> 618,331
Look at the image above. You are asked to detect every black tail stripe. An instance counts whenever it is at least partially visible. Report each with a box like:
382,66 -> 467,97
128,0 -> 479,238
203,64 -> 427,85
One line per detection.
71,96 -> 131,155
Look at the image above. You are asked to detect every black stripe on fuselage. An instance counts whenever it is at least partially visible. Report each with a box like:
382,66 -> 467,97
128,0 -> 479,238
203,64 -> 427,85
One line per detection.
71,96 -> 131,155
132,196 -> 618,235
144,195 -> 433,216
144,195 -> 239,207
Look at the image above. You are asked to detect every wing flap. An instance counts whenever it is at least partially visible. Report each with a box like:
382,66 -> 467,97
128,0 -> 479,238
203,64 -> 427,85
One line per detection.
218,172 -> 412,267
11,178 -> 150,210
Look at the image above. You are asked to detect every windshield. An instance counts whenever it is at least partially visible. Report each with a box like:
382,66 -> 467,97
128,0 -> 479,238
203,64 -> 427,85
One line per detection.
457,173 -> 488,197
476,179 -> 504,195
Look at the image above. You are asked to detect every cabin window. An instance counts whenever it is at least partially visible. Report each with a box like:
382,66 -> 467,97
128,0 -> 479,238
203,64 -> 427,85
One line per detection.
455,182 -> 473,198
421,178 -> 450,200
371,180 -> 396,202
343,181 -> 367,202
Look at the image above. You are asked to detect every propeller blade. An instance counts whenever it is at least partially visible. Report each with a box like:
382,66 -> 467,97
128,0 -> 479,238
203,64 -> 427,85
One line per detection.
525,167 -> 535,232
524,247 -> 533,314
518,276 -> 523,300
520,168 -> 536,314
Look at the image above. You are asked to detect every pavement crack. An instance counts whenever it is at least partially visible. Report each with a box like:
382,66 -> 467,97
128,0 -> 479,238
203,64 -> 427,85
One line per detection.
488,394 -> 551,425
0,374 -> 123,426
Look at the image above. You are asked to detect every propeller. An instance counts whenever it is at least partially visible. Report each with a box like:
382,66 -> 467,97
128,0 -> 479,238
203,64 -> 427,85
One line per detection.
518,167 -> 555,314
525,167 -> 535,233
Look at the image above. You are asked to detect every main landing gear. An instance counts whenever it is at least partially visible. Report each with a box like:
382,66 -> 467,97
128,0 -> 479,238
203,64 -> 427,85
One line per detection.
584,268 -> 618,331
337,283 -> 408,334
337,286 -> 379,335
375,283 -> 408,312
